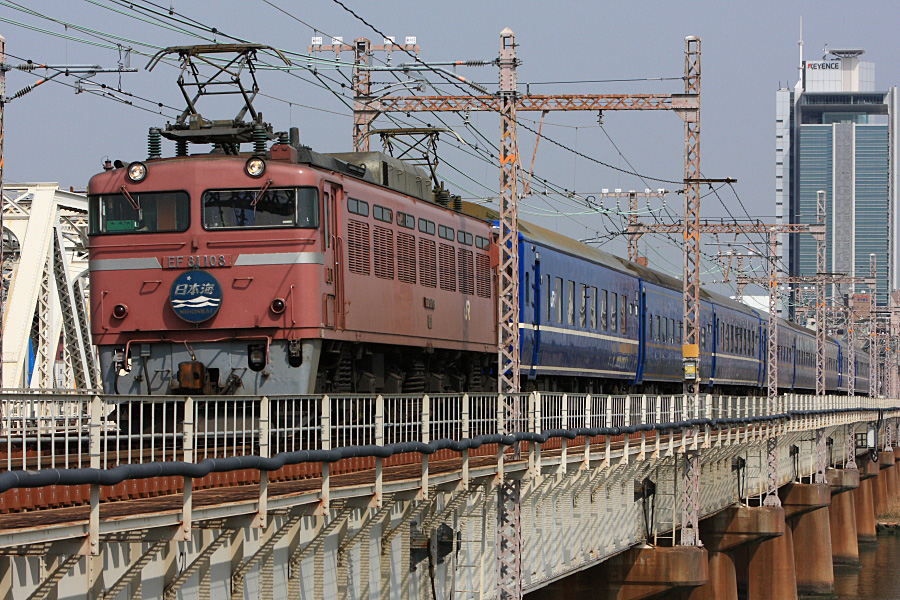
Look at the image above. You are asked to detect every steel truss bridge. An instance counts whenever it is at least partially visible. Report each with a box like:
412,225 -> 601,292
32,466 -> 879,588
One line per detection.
1,183 -> 99,390
0,391 -> 893,599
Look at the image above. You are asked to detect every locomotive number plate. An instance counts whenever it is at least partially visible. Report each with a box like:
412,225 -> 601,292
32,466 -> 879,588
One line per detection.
163,254 -> 233,269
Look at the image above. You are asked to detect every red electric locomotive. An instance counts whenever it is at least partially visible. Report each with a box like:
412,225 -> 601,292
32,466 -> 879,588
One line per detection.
88,142 -> 498,396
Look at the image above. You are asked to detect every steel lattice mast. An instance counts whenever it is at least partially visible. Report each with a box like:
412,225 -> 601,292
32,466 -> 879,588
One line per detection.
340,30 -> 704,570
814,190 -> 827,397
495,28 -> 522,600
678,35 -> 702,547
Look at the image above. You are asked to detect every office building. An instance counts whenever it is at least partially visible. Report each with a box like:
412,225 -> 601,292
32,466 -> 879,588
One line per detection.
776,47 -> 897,311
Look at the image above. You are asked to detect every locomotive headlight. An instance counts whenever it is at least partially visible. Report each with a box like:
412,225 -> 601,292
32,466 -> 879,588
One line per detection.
270,298 -> 286,314
112,303 -> 129,319
125,161 -> 147,183
245,157 -> 266,178
248,344 -> 266,372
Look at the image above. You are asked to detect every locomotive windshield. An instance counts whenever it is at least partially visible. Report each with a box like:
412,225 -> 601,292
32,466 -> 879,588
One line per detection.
202,187 -> 319,229
89,191 -> 190,234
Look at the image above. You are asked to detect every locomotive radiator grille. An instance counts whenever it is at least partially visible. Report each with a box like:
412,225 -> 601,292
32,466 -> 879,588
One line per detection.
458,248 -> 474,296
397,232 -> 417,284
348,220 -> 371,276
419,238 -> 437,288
439,243 -> 457,292
374,225 -> 395,280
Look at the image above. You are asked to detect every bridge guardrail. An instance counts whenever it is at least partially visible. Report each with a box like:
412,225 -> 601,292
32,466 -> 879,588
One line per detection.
0,390 -> 894,496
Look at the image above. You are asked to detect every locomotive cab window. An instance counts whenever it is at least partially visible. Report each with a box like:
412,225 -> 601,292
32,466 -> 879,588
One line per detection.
202,187 -> 318,229
90,190 -> 190,234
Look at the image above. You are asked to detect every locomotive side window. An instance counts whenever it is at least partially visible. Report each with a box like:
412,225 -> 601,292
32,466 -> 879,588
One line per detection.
202,187 -> 318,229
419,219 -> 436,235
90,190 -> 189,234
348,197 -> 369,217
373,205 -> 393,223
476,235 -> 489,250
397,212 -> 415,229
457,231 -> 473,246
438,225 -> 454,241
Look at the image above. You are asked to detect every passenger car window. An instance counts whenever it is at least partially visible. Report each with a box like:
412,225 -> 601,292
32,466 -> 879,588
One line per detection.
601,290 -> 608,330
610,293 -> 618,333
579,284 -> 587,327
589,287 -> 597,329
553,277 -> 563,323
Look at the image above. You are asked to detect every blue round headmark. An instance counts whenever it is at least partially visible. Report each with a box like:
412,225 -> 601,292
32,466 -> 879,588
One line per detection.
169,270 -> 222,323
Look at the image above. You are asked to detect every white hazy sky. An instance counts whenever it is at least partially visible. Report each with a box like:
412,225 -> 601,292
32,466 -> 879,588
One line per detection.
3,0 -> 900,293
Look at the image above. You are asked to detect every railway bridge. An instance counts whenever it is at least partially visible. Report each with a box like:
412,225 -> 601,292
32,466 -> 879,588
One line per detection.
0,391 -> 895,599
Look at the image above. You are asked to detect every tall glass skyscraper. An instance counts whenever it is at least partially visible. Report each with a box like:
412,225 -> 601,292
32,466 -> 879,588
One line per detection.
776,48 -> 897,312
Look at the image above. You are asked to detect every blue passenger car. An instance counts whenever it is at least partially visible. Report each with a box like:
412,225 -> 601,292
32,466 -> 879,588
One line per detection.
466,206 -> 862,395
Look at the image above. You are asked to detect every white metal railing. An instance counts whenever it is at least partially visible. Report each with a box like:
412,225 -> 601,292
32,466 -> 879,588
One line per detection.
0,391 -> 895,475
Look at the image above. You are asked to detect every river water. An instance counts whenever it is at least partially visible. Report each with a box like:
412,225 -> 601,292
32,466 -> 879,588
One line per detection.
834,535 -> 900,600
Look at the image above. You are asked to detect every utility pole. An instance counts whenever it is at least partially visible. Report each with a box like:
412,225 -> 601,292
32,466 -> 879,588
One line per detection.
0,40 -> 134,388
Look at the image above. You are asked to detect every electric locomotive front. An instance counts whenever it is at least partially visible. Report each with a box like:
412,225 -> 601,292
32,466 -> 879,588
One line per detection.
88,147 -> 333,396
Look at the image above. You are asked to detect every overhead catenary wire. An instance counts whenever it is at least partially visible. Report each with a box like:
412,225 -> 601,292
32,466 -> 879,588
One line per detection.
10,0 -> 735,286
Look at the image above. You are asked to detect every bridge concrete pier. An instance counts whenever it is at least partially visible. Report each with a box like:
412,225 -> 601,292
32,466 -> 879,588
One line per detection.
892,447 -> 900,501
780,483 -> 833,597
742,514 -> 797,600
595,546 -> 708,600
874,451 -> 895,515
853,458 -> 879,544
529,546 -> 708,600
682,505 -> 784,600
827,467 -> 861,567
